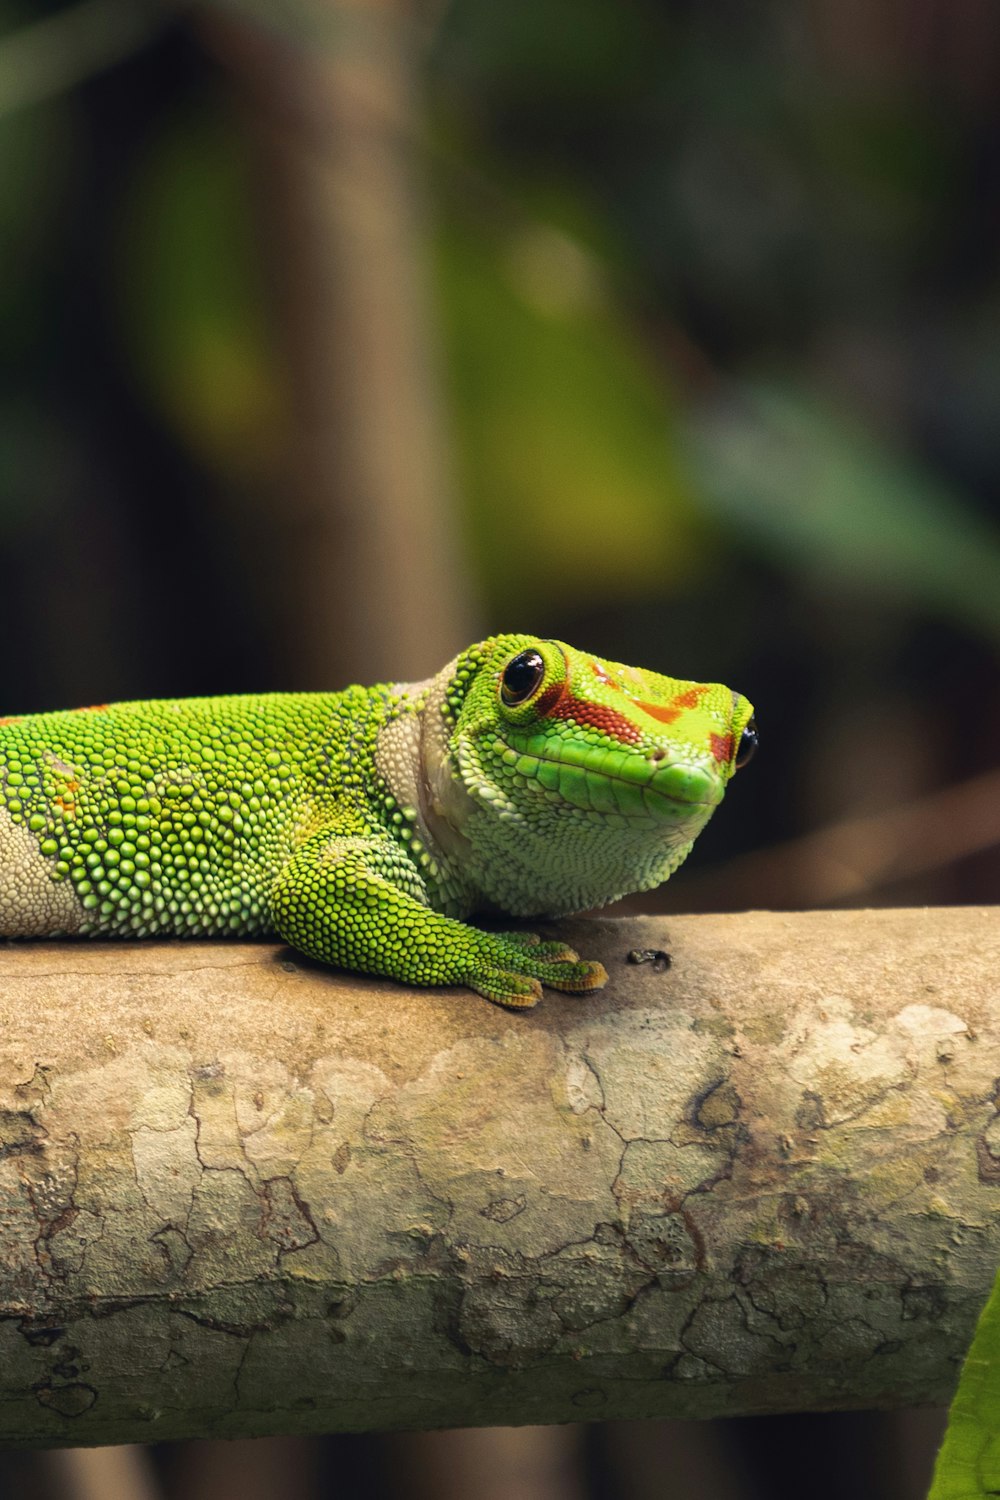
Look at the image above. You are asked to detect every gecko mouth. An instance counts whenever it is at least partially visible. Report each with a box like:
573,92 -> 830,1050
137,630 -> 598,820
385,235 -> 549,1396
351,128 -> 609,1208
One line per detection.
499,741 -> 724,822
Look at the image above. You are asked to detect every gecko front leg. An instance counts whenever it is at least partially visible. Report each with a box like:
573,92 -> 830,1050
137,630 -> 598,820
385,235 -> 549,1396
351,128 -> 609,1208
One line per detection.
269,832 -> 607,1008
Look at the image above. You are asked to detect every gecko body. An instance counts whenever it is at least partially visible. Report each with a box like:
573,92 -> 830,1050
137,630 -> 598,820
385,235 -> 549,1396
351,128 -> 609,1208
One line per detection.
0,635 -> 755,1006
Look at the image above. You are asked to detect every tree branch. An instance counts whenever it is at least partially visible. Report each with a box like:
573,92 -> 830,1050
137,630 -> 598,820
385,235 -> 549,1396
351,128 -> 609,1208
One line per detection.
0,908 -> 997,1446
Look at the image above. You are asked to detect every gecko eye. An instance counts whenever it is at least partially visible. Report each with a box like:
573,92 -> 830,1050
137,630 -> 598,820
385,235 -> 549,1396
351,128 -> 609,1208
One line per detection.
735,718 -> 758,770
501,649 -> 545,706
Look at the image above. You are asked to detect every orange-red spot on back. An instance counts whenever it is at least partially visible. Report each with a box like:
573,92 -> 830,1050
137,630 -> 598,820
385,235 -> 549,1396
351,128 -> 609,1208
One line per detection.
74,704 -> 109,714
710,733 -> 733,763
0,716 -> 23,727
53,778 -> 80,818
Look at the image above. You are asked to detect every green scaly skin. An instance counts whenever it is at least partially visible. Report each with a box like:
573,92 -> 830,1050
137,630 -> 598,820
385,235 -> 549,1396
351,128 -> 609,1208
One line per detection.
0,635 -> 755,1008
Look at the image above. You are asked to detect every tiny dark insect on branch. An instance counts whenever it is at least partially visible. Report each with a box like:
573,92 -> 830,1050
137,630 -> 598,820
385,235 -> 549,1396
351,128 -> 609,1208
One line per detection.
626,948 -> 671,973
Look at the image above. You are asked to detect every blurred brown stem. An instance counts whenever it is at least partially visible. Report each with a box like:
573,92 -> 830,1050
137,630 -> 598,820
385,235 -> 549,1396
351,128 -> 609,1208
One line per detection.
674,764 -> 1000,910
201,0 -> 476,688
40,1446 -> 163,1500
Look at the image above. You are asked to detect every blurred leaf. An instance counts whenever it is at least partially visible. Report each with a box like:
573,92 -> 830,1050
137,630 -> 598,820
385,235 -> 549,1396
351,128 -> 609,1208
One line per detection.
117,105 -> 285,480
685,381 -> 1000,643
436,211 -> 702,611
434,0 -> 660,108
929,1269 -> 1000,1499
0,0 -> 175,121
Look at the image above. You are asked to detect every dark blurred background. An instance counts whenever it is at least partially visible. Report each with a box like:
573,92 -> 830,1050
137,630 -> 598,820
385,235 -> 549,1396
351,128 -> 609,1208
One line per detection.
1,0 -> 998,1496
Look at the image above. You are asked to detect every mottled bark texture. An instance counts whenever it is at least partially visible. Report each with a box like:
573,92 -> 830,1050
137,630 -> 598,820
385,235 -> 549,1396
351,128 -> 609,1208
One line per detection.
0,908 -> 998,1447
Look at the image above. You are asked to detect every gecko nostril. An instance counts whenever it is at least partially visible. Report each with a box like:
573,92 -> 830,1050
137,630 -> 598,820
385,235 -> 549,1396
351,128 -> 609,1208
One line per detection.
649,748 -> 667,763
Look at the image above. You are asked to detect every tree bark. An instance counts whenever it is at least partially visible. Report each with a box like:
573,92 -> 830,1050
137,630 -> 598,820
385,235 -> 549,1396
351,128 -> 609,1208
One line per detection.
0,907 -> 997,1447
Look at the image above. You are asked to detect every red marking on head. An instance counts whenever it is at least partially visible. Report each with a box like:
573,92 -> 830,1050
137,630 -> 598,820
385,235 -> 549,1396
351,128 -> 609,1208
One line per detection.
0,716 -> 23,727
636,702 -> 681,725
534,682 -> 564,717
710,733 -> 733,764
537,681 -> 642,745
671,686 -> 708,709
589,660 -> 619,690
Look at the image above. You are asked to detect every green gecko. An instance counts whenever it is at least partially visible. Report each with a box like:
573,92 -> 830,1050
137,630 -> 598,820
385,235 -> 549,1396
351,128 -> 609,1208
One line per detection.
0,635 -> 755,1008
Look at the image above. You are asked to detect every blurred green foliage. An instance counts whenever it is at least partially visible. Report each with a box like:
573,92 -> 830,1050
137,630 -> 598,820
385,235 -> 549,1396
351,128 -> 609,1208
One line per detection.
929,1266 -> 1000,1499
687,381 -> 1000,646
119,107 -> 282,482
436,212 -> 701,609
0,0 -> 998,893
88,0 -> 1000,641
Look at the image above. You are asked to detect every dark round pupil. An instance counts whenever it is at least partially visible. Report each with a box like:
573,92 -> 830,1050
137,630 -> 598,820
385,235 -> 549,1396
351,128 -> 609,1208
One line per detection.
735,718 -> 759,769
501,649 -> 545,705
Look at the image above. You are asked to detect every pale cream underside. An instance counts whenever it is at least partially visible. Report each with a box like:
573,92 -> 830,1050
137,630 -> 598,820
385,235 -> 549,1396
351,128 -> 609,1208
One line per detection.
0,806 -> 83,936
375,669 -> 478,869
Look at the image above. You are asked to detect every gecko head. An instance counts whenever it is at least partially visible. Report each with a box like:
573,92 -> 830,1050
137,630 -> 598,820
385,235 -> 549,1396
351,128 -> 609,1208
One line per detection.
438,635 -> 756,914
